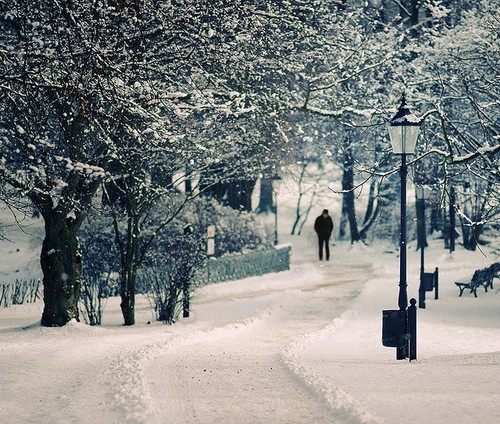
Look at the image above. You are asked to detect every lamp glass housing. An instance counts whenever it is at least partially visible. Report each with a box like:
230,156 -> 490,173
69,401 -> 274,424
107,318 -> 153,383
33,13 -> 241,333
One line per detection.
272,175 -> 283,191
388,125 -> 420,155
388,95 -> 422,155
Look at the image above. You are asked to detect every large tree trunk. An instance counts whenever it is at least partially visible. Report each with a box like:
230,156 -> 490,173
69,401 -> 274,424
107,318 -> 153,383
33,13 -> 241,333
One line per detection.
40,213 -> 82,326
227,180 -> 256,211
257,178 -> 273,214
120,268 -> 136,326
115,212 -> 141,326
32,172 -> 99,326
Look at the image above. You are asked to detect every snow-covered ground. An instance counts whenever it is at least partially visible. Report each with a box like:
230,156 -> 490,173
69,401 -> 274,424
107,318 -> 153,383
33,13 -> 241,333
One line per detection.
1,195 -> 499,424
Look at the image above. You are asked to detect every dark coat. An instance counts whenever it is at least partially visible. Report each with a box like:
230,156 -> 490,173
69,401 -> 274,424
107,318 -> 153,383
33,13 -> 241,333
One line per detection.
314,214 -> 334,239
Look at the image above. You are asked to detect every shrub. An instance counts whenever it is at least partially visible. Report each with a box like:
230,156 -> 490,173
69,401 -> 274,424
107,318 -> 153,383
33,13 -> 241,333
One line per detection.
78,207 -> 119,325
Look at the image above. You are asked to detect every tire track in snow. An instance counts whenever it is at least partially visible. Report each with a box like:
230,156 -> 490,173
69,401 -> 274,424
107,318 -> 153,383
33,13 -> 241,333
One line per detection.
106,315 -> 265,424
281,313 -> 384,424
137,264 -> 372,424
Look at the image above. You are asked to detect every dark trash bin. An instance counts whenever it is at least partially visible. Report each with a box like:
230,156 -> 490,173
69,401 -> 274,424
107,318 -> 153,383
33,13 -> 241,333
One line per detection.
423,272 -> 434,291
382,309 -> 407,348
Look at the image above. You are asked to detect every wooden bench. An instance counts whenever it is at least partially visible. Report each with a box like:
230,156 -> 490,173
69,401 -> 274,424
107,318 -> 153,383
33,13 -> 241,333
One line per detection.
455,267 -> 494,297
489,263 -> 500,286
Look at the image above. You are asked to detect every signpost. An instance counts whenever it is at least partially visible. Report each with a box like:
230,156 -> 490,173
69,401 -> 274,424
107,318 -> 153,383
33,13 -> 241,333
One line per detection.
207,225 -> 215,256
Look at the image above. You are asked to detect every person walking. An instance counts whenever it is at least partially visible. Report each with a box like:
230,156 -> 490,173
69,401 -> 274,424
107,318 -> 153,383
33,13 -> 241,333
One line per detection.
314,209 -> 334,261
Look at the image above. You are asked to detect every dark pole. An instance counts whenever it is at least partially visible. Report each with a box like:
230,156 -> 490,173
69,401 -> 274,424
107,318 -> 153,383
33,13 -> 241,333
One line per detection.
397,153 -> 409,360
183,275 -> 190,318
408,298 -> 417,361
272,175 -> 281,246
449,186 -> 456,253
434,267 -> 439,300
418,193 -> 426,308
418,241 -> 426,309
398,153 -> 408,311
274,189 -> 278,245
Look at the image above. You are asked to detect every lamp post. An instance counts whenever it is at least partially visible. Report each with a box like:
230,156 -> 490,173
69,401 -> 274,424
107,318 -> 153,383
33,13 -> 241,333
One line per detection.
272,174 -> 282,245
416,186 -> 427,309
387,94 -> 422,361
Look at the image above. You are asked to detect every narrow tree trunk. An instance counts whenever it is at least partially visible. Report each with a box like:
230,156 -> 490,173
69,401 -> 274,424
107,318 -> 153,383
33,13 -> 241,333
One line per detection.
40,214 -> 81,326
461,216 -> 483,251
358,178 -> 381,240
338,200 -> 348,240
341,153 -> 360,243
296,191 -> 316,236
416,196 -> 428,251
291,163 -> 311,235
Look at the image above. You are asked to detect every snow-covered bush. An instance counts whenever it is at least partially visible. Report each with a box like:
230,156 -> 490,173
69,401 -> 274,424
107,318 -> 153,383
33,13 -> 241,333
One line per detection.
0,279 -> 41,308
78,208 -> 120,325
188,196 -> 273,257
139,196 -> 273,324
140,227 -> 205,324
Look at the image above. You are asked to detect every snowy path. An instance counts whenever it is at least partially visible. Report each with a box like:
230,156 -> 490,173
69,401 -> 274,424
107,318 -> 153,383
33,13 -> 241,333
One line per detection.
141,258 -> 374,424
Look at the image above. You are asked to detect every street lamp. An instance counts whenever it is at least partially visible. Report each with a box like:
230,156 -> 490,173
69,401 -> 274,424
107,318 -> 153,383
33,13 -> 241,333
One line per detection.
272,174 -> 283,245
384,93 -> 422,361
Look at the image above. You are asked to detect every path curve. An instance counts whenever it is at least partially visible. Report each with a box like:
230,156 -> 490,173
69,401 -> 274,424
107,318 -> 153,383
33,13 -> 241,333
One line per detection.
140,259 -> 375,423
